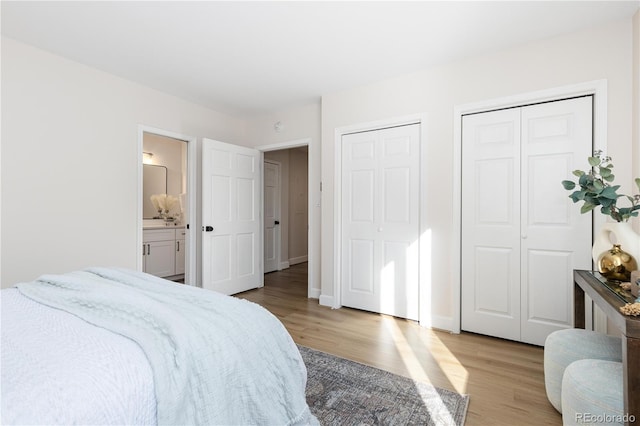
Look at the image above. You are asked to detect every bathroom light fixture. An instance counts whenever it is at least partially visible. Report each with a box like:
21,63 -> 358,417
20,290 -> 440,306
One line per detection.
142,152 -> 154,164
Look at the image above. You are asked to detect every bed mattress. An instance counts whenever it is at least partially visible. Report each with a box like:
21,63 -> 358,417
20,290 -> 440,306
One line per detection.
2,287 -> 157,424
1,268 -> 317,425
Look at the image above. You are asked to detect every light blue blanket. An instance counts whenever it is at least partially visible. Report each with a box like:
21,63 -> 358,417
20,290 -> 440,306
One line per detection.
16,267 -> 317,426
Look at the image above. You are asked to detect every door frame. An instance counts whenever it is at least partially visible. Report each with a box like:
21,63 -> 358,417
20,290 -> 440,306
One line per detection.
137,124 -> 197,285
452,79 -> 608,334
256,138 -> 316,297
263,159 -> 282,273
332,113 -> 430,326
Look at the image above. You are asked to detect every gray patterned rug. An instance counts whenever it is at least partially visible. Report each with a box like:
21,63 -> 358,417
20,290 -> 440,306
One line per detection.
299,345 -> 469,426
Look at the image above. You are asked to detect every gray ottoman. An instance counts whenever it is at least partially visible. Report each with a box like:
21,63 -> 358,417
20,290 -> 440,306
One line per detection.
561,359 -> 623,425
544,329 -> 622,412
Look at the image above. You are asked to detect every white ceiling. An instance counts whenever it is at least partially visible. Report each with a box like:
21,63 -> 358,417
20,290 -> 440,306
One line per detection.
2,1 -> 638,116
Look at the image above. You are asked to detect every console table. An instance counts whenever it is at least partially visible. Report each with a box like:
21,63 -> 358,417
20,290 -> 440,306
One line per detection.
574,270 -> 640,425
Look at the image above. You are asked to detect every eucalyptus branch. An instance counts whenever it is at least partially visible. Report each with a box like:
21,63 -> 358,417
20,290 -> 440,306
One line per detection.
561,150 -> 640,222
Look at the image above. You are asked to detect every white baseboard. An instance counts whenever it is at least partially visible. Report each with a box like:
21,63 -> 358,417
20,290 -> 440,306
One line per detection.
278,261 -> 290,271
308,287 -> 321,299
289,255 -> 308,265
429,315 -> 456,333
318,297 -> 455,328
319,294 -> 334,308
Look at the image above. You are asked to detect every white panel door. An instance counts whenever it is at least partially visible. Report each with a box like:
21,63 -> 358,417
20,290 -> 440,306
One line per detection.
462,97 -> 593,345
461,108 -> 522,341
520,97 -> 592,345
264,160 -> 280,273
341,124 -> 420,320
202,138 -> 262,295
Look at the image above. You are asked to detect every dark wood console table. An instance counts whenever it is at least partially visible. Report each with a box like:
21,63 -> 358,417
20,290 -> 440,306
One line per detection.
574,270 -> 640,425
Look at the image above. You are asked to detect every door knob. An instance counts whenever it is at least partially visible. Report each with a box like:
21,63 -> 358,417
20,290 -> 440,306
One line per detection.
204,226 -> 214,232
275,220 -> 280,225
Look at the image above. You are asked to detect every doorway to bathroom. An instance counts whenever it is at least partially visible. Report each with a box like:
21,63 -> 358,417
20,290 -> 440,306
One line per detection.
137,126 -> 196,285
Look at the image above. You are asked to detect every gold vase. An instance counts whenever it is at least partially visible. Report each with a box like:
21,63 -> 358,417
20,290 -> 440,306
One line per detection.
597,244 -> 638,281
592,222 -> 640,268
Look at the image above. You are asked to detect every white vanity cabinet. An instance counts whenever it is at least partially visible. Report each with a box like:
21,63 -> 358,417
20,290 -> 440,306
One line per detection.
143,227 -> 185,279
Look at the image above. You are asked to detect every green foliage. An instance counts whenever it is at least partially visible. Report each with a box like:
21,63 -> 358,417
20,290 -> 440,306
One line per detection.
561,150 -> 640,222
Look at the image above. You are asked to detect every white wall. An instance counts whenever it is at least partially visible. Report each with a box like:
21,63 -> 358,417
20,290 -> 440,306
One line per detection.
320,18 -> 635,329
288,147 -> 309,264
1,37 -> 246,287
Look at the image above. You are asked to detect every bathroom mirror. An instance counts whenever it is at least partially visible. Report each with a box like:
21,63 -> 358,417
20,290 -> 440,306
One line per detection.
143,164 -> 167,218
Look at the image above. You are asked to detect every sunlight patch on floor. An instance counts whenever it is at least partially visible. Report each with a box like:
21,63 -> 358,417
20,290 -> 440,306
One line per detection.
383,315 -> 469,396
382,316 -> 425,379
382,316 -> 456,423
427,332 -> 469,394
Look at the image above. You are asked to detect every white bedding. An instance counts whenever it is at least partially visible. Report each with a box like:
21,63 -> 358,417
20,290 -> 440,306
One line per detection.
1,268 -> 317,425
1,288 -> 157,425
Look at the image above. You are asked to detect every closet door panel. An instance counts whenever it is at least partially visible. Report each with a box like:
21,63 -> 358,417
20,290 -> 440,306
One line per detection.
520,97 -> 593,345
475,158 -> 515,225
348,239 -> 375,294
527,154 -> 574,226
342,132 -> 379,310
526,249 -> 573,321
473,246 -> 516,317
461,108 -> 521,341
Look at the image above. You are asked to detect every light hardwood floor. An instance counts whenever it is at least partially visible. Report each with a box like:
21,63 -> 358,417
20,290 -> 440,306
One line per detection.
237,263 -> 562,426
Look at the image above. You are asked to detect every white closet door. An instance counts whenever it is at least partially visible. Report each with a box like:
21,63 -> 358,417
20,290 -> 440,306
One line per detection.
461,108 -> 522,341
341,124 -> 420,320
520,97 -> 592,345
462,97 -> 593,345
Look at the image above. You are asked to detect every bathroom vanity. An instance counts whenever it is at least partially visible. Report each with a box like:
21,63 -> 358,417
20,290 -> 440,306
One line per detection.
142,225 -> 186,281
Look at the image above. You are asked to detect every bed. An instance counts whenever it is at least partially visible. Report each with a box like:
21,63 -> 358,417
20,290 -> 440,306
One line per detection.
1,267 -> 318,425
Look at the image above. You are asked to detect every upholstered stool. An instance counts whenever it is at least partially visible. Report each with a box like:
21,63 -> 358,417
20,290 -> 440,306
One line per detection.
544,329 -> 622,412
561,359 -> 623,425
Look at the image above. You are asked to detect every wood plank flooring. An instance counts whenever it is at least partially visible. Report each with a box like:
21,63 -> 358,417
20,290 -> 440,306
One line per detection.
236,263 -> 562,425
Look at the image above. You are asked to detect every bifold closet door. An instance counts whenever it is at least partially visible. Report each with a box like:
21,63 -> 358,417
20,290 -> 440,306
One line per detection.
462,108 -> 522,342
341,124 -> 420,320
461,97 -> 592,345
519,99 -> 592,345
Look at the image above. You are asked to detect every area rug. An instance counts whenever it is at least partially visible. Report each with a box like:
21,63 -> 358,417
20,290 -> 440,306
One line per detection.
298,345 -> 469,426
